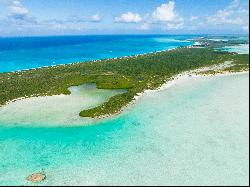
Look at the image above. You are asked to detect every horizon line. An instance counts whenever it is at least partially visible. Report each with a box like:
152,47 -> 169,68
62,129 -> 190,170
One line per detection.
0,33 -> 249,38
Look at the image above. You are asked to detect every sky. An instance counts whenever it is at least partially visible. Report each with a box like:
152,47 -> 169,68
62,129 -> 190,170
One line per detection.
0,0 -> 249,36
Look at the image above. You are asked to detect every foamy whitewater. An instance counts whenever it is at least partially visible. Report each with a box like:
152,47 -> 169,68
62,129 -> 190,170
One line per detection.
0,73 -> 249,185
222,44 -> 249,54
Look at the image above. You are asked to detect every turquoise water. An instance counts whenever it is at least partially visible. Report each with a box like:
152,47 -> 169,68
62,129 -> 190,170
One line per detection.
222,44 -> 249,54
0,35 -> 194,73
0,73 -> 249,185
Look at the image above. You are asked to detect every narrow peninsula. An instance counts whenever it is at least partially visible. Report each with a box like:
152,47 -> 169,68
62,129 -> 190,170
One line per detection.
0,40 -> 249,118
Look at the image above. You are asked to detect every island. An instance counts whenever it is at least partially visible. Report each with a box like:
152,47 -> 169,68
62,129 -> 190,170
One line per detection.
0,40 -> 249,118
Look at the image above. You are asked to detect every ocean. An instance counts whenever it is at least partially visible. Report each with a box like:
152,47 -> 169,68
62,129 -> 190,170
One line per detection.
0,35 -> 195,73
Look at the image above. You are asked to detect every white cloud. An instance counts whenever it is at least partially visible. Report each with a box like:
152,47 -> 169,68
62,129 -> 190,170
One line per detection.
152,1 -> 176,22
114,12 -> 142,23
9,5 -> 28,16
12,0 -> 21,6
190,16 -> 199,21
65,14 -> 102,23
8,0 -> 29,19
90,14 -> 102,22
152,1 -> 184,30
1,1 -> 103,34
0,1 -> 87,34
207,0 -> 249,27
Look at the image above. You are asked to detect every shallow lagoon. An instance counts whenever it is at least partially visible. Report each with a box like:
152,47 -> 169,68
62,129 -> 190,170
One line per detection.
0,73 -> 249,185
0,84 -> 126,127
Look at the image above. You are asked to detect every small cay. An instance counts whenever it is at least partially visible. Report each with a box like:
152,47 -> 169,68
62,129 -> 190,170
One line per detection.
26,172 -> 46,183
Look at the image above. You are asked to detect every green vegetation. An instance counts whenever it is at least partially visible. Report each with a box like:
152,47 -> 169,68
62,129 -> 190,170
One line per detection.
0,47 -> 249,118
198,54 -> 249,75
193,37 -> 249,48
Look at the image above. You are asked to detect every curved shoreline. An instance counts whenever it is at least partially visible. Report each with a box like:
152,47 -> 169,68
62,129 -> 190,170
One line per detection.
0,84 -> 126,127
0,45 -> 249,119
100,69 -> 249,120
0,68 -> 248,126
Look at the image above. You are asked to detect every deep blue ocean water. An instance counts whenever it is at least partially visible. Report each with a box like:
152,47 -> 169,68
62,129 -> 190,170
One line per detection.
0,35 -> 196,73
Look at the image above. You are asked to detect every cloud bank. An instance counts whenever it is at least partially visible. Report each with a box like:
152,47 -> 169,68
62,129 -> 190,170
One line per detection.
0,0 -> 249,36
207,0 -> 249,31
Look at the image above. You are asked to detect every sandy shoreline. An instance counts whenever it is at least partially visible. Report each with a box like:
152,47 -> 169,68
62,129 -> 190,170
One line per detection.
0,65 -> 249,123
103,68 -> 249,120
131,59 -> 248,101
133,70 -> 249,101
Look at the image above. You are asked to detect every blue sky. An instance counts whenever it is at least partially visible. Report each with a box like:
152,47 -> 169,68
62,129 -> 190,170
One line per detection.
0,0 -> 249,36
